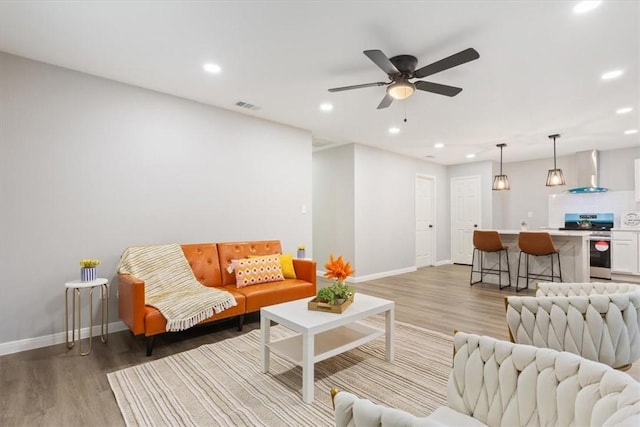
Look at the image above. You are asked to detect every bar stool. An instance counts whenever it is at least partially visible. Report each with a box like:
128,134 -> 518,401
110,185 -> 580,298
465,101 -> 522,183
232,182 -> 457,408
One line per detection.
470,230 -> 511,289
516,232 -> 562,292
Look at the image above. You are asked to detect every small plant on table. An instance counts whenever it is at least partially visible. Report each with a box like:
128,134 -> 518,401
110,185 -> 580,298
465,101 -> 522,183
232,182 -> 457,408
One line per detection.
317,254 -> 355,305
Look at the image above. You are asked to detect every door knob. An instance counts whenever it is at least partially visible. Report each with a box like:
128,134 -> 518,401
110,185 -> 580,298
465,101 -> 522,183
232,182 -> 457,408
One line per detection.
429,225 -> 433,228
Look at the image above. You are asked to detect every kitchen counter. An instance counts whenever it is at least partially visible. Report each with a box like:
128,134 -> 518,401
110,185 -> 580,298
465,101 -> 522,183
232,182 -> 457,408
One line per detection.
497,229 -> 593,237
473,229 -> 590,289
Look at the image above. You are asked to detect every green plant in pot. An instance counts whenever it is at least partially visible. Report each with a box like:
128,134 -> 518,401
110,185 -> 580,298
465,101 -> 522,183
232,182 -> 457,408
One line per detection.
578,219 -> 591,229
317,254 -> 355,305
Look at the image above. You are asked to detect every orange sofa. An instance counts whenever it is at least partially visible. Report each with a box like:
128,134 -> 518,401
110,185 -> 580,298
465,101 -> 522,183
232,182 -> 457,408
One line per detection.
118,240 -> 317,355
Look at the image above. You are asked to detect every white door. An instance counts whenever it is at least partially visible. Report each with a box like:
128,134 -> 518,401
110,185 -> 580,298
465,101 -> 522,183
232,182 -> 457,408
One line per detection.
451,176 -> 481,264
415,175 -> 435,267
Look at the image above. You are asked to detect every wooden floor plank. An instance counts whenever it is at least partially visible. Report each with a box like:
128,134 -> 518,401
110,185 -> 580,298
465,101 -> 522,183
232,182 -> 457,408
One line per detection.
0,264 -> 637,426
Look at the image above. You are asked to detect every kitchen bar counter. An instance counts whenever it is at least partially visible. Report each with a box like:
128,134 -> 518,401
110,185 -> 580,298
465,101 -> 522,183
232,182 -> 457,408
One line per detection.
474,229 -> 591,289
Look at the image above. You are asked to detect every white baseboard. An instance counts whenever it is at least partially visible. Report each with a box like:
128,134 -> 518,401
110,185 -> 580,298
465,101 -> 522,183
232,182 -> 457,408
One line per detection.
0,321 -> 129,356
351,267 -> 417,283
434,259 -> 453,266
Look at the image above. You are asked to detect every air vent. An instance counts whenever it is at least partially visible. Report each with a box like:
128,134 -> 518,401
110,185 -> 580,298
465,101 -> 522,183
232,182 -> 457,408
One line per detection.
424,155 -> 435,159
235,101 -> 261,111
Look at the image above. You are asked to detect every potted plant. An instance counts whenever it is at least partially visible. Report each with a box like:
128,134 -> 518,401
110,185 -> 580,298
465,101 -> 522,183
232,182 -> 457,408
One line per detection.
297,245 -> 306,259
317,254 -> 355,305
79,258 -> 101,282
578,219 -> 591,229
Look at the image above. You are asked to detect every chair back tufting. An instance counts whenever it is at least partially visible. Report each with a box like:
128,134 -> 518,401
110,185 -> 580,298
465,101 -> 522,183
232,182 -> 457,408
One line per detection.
506,282 -> 640,368
449,332 -> 640,426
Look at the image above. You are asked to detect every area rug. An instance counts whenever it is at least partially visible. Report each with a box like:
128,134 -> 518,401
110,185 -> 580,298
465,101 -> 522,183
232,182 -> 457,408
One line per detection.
108,316 -> 453,426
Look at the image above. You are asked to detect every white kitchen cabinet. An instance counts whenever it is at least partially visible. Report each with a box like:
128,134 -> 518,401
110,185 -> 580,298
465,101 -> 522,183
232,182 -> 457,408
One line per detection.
636,159 -> 640,202
611,230 -> 639,274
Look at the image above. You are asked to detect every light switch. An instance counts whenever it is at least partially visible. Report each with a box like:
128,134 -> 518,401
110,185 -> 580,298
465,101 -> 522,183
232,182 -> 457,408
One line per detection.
527,211 -> 533,218
301,204 -> 307,214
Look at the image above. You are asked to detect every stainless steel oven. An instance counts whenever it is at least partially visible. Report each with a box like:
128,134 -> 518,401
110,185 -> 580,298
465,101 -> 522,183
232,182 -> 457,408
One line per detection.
560,213 -> 613,280
589,236 -> 611,279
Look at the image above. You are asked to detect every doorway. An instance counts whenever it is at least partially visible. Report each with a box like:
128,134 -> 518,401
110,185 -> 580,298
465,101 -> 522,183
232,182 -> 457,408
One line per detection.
415,174 -> 435,268
450,175 -> 481,264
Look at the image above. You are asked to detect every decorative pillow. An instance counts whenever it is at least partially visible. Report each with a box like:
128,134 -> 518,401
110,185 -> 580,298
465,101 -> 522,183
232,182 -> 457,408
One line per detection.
279,253 -> 297,279
232,255 -> 284,288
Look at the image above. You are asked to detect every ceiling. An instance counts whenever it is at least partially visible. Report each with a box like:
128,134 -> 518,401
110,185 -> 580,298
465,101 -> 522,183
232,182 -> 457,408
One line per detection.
1,1 -> 638,165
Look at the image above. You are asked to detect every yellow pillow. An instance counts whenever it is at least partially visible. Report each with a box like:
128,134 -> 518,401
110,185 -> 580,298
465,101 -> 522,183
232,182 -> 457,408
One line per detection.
280,253 -> 297,279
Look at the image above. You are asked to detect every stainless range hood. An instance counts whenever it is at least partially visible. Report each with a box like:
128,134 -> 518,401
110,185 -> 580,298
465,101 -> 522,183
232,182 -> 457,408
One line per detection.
569,149 -> 608,193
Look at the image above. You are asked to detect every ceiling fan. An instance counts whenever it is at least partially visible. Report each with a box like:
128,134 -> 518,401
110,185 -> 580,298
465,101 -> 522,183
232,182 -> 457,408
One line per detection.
328,48 -> 480,109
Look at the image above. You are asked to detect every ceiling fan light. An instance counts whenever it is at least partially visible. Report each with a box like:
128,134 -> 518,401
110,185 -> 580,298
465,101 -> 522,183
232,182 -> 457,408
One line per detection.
492,175 -> 510,191
387,81 -> 415,100
546,169 -> 566,186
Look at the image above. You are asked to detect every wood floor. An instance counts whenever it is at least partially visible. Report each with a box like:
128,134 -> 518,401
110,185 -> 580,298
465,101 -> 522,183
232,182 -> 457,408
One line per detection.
1,264 -> 638,426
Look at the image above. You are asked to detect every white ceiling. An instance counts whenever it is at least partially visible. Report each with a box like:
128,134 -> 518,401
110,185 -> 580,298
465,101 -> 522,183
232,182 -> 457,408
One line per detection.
1,1 -> 638,165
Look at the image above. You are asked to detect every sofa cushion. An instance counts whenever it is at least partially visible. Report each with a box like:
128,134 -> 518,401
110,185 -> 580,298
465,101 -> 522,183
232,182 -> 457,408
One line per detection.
218,241 -> 282,286
233,279 -> 315,312
181,243 -> 223,287
143,291 -> 246,336
232,255 -> 284,288
279,253 -> 297,279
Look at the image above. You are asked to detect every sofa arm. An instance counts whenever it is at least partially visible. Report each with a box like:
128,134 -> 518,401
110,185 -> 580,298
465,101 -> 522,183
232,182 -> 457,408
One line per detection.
331,388 -> 444,427
292,259 -> 317,287
118,274 -> 146,335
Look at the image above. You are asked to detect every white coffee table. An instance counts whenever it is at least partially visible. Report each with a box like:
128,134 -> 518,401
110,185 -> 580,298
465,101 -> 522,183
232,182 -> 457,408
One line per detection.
260,293 -> 394,403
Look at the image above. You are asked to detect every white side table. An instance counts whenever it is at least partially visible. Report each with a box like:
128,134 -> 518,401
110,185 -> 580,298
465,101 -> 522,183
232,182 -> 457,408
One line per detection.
65,278 -> 109,355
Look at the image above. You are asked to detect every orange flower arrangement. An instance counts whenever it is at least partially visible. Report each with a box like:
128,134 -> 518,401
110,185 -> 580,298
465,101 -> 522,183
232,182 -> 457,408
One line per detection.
324,254 -> 355,283
318,254 -> 355,305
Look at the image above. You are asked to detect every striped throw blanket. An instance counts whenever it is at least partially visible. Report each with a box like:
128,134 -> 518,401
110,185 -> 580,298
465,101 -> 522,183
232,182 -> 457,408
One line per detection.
117,244 -> 237,332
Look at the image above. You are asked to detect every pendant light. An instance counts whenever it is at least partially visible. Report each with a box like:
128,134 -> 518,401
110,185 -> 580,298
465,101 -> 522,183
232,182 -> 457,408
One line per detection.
492,143 -> 510,190
545,134 -> 566,186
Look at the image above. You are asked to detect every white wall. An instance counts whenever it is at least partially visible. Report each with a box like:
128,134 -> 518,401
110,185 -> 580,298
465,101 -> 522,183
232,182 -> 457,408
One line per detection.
495,156 -> 568,229
499,146 -> 639,229
0,53 -> 312,347
313,143 -> 448,279
598,147 -> 639,191
312,144 -> 355,270
353,144 -> 448,277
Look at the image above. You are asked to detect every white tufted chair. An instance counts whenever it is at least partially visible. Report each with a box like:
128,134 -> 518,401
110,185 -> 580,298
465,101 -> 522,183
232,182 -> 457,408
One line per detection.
332,332 -> 640,427
505,282 -> 640,369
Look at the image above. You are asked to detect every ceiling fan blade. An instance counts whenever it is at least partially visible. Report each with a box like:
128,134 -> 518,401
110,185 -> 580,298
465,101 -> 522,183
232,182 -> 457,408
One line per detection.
377,93 -> 394,109
328,82 -> 387,92
414,48 -> 480,79
364,50 -> 400,75
415,80 -> 463,97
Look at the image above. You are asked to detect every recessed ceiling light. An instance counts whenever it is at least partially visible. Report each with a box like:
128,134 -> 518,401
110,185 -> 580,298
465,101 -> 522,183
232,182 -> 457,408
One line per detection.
319,103 -> 334,112
624,129 -> 638,135
573,1 -> 602,14
616,107 -> 633,114
203,63 -> 222,74
466,153 -> 475,159
434,142 -> 445,149
388,127 -> 400,134
601,69 -> 623,80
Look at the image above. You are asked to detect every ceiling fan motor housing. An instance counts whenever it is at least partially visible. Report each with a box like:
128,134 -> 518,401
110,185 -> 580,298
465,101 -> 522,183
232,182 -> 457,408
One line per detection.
389,55 -> 418,77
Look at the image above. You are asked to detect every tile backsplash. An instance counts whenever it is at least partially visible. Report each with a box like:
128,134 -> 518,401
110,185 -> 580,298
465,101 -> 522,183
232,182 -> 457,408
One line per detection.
548,190 -> 637,228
